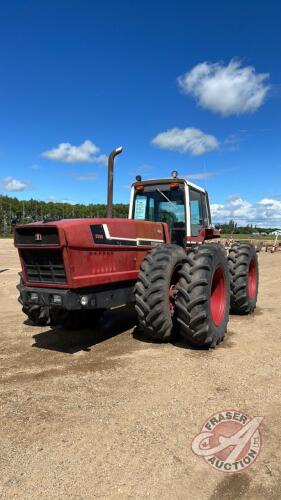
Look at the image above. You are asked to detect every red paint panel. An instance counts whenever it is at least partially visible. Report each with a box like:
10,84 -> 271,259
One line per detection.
186,228 -> 221,244
15,219 -> 170,289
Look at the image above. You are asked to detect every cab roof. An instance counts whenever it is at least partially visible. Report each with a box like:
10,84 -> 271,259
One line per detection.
131,178 -> 206,193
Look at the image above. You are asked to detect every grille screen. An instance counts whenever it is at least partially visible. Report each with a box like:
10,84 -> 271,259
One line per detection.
21,250 -> 66,284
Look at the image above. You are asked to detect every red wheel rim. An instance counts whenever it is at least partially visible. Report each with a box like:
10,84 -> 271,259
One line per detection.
169,284 -> 177,316
248,258 -> 257,300
210,266 -> 226,326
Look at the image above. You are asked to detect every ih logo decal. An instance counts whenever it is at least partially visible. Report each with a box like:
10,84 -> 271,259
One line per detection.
35,233 -> 42,241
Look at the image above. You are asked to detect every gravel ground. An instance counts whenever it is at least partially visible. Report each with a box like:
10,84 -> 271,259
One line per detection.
0,239 -> 281,499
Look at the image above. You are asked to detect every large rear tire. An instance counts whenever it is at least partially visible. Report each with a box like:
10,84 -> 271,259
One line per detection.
228,243 -> 259,314
176,244 -> 230,348
134,244 -> 187,341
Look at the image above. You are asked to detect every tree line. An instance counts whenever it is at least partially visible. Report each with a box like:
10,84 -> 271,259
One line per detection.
0,195 -> 278,236
215,219 -> 278,235
0,195 -> 129,235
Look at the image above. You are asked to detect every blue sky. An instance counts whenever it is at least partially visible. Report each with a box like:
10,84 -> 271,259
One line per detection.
0,0 -> 281,225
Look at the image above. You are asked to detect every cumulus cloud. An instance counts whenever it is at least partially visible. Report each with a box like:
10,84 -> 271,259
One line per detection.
151,127 -> 219,155
2,177 -> 29,192
42,140 -> 107,165
178,60 -> 270,116
91,154 -> 108,166
211,196 -> 281,227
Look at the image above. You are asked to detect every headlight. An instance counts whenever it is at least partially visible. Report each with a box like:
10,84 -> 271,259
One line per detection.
29,292 -> 39,303
80,296 -> 89,306
51,294 -> 62,305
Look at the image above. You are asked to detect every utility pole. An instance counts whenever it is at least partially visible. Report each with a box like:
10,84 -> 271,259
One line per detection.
9,203 -> 12,233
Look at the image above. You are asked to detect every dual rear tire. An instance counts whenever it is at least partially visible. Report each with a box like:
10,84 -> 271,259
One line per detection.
135,242 -> 258,347
176,244 -> 230,348
228,243 -> 259,314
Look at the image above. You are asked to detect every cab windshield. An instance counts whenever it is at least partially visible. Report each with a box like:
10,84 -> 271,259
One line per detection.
132,187 -> 186,244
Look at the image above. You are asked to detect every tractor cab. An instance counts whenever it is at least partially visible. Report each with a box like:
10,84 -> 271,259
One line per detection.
129,174 -> 215,245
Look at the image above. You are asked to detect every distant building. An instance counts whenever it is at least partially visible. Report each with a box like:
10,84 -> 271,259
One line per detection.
269,230 -> 281,236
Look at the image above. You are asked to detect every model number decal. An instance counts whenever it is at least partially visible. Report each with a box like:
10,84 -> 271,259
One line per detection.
90,224 -> 164,247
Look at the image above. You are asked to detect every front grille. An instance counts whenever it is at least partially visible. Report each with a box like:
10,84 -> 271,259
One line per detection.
15,226 -> 59,246
21,250 -> 67,284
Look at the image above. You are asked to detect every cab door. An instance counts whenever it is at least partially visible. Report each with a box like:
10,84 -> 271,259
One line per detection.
188,187 -> 210,236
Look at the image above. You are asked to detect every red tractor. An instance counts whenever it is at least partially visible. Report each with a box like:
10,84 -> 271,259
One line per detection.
14,147 -> 258,347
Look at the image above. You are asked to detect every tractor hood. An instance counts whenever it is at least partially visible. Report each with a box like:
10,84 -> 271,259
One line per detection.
14,219 -> 169,289
14,218 -> 168,249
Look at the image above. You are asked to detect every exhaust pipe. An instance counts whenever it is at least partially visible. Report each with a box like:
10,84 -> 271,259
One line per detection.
107,146 -> 123,218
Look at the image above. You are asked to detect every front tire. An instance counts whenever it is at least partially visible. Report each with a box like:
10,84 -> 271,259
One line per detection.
176,244 -> 230,348
22,304 -> 51,326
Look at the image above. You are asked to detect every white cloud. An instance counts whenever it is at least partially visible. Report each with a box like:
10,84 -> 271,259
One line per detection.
91,154 -> 108,166
151,127 -> 219,155
183,167 -> 236,181
47,196 -> 77,205
72,172 -> 97,181
185,172 -> 216,180
178,60 -> 270,116
129,164 -> 154,177
135,164 -> 154,173
2,177 -> 29,192
223,134 -> 241,151
211,196 -> 281,227
42,140 -> 107,165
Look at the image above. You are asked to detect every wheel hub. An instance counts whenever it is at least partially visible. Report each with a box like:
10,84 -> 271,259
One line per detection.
248,258 -> 257,300
169,284 -> 177,316
210,266 -> 226,326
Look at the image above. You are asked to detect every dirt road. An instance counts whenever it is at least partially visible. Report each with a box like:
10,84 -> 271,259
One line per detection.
0,239 -> 281,499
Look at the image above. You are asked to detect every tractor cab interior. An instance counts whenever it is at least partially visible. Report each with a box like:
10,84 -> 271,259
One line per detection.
132,184 -> 186,246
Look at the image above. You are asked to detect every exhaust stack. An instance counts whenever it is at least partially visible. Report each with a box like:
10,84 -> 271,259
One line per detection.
107,146 -> 123,218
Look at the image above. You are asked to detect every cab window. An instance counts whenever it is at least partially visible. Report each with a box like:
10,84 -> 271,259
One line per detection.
133,187 -> 186,245
189,188 -> 204,236
133,189 -> 186,226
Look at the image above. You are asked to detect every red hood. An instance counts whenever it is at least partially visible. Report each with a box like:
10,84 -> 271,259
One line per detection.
14,218 -> 170,289
15,218 -> 167,248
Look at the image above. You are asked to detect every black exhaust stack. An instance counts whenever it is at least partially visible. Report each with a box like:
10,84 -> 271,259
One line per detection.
107,146 -> 123,218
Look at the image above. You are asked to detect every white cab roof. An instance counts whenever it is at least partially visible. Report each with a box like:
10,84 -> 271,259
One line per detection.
131,178 -> 206,194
